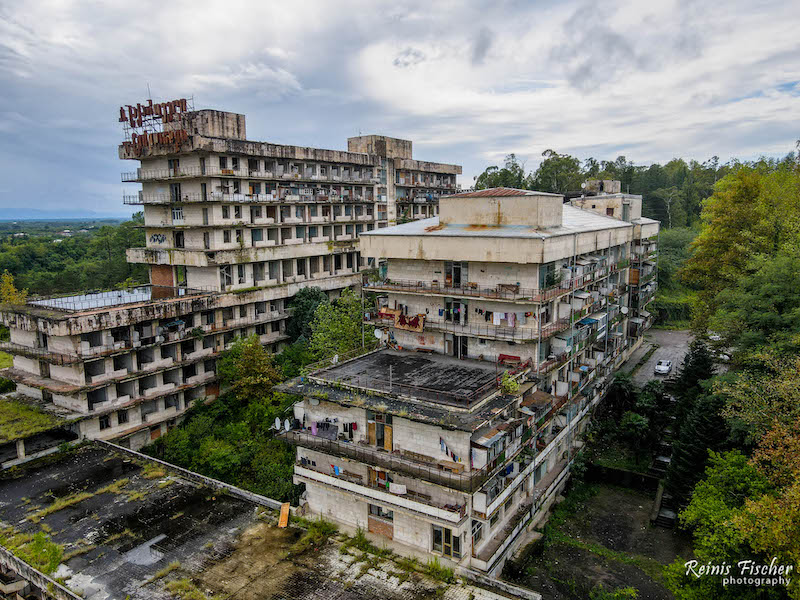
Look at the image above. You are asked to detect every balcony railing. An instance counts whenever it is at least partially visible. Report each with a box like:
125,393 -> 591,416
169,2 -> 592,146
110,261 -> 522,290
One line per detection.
365,279 -> 571,303
124,191 -> 377,205
368,314 -> 571,343
282,430 -> 509,493
0,341 -> 81,366
121,165 -> 378,185
294,461 -> 467,518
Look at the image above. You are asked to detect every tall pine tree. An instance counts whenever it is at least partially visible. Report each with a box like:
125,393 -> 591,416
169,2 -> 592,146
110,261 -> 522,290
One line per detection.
665,390 -> 730,504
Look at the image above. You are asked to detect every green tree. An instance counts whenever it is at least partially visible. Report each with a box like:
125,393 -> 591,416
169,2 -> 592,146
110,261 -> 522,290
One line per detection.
532,149 -> 583,194
665,451 -> 775,600
0,270 -> 27,304
665,390 -> 730,504
474,154 -> 531,190
309,288 -> 374,359
710,249 -> 800,355
681,166 -> 800,324
669,339 -> 715,433
287,287 -> 330,341
217,335 -> 282,406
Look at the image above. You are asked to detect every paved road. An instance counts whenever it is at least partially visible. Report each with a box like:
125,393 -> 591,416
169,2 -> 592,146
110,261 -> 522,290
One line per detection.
632,329 -> 692,386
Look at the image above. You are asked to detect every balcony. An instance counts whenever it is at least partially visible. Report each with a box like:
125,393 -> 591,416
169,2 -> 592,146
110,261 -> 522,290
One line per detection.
365,278 -> 571,303
294,462 -> 467,524
281,430 -> 495,493
122,165 -> 378,185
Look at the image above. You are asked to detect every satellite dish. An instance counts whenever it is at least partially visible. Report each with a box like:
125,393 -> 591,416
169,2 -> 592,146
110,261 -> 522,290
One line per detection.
274,417 -> 281,430
374,329 -> 382,339
310,398 -> 320,406
284,419 -> 291,432
581,182 -> 586,189
621,307 -> 629,314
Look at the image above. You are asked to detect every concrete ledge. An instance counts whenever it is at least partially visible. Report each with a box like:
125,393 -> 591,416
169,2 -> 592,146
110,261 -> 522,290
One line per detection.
0,545 -> 82,600
94,439 -> 283,510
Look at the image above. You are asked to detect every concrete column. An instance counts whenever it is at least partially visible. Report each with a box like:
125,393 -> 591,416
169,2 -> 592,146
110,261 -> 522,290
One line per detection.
16,439 -> 25,460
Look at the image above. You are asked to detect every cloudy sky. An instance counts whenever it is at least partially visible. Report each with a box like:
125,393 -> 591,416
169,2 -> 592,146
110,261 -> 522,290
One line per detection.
1,0 -> 799,217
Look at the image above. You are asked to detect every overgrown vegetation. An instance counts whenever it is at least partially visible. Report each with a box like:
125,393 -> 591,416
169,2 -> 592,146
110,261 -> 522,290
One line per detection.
0,398 -> 63,443
0,526 -> 63,574
0,215 -> 147,296
660,155 -> 800,600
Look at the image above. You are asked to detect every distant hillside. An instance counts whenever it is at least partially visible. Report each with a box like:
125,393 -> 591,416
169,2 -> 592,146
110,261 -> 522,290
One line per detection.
0,207 -> 133,220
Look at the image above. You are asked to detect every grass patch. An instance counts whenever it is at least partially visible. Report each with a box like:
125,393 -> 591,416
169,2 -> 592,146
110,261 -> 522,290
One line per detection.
142,462 -> 167,479
423,557 -> 455,583
340,527 -> 392,558
164,577 -> 220,600
146,560 -> 181,584
0,397 -> 63,444
290,518 -> 338,555
0,351 -> 12,369
62,543 -> 97,561
0,526 -> 63,574
28,478 -> 130,522
592,443 -> 652,474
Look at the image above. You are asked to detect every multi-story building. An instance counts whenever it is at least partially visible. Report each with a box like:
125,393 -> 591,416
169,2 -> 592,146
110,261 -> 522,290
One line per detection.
0,103 -> 461,450
279,187 -> 658,575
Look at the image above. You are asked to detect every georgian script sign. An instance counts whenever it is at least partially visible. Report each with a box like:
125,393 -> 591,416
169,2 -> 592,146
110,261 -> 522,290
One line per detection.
119,98 -> 190,156
119,98 -> 188,127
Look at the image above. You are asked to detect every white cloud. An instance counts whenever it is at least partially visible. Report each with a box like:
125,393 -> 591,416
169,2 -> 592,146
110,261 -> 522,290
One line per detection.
0,0 -> 799,212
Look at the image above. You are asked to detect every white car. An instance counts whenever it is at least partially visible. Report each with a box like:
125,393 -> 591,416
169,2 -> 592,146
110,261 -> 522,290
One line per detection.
654,360 -> 673,375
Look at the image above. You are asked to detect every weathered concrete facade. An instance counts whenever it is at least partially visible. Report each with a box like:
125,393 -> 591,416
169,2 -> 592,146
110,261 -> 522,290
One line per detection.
0,106 -> 462,449
280,187 -> 659,575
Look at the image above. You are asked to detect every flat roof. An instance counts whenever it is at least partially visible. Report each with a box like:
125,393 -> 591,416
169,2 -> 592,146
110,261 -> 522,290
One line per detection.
450,187 -> 562,198
0,445 -> 491,599
361,204 -> 634,240
316,349 -> 499,405
279,349 -> 527,432
27,285 -> 210,313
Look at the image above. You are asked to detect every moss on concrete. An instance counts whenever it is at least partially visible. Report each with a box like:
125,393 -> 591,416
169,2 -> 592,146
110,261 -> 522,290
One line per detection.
0,398 -> 63,444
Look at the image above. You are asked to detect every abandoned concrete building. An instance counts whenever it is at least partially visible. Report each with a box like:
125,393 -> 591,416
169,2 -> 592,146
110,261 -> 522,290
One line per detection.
0,105 -> 461,450
279,187 -> 658,575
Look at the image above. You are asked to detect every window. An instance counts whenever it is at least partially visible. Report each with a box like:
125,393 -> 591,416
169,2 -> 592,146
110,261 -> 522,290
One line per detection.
309,205 -> 318,217
237,264 -> 246,284
239,305 -> 247,318
223,230 -> 231,243
309,226 -> 318,239
297,259 -> 306,277
234,205 -> 242,219
117,409 -> 129,425
472,519 -> 483,544
220,265 -> 232,288
203,232 -> 210,249
368,504 -> 394,521
236,229 -> 243,243
253,262 -> 265,282
170,184 -> 182,203
174,231 -> 184,248
99,415 -> 111,430
231,157 -> 239,170
252,228 -> 263,243
171,206 -> 184,222
295,226 -> 305,240
295,206 -> 304,218
222,205 -> 230,219
201,183 -> 207,201
219,156 -> 227,169
251,206 -> 262,219
606,207 -> 614,217
505,497 -> 514,514
490,512 -> 500,528
432,526 -> 461,559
